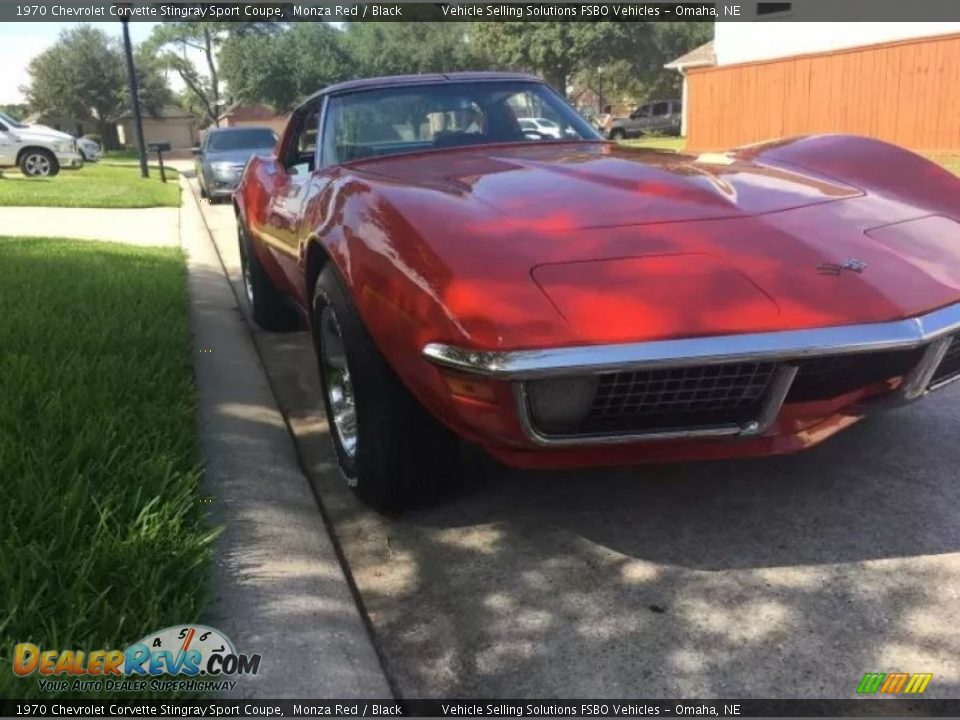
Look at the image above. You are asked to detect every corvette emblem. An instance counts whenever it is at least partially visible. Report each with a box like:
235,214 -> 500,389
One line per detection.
817,258 -> 867,275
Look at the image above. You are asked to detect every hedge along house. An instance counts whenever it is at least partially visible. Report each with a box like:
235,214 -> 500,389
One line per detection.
670,7 -> 960,152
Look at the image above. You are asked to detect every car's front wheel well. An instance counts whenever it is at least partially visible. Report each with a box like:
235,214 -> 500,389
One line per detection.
305,240 -> 332,315
16,146 -> 56,164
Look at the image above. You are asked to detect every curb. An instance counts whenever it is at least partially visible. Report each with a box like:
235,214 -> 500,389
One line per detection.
179,176 -> 393,698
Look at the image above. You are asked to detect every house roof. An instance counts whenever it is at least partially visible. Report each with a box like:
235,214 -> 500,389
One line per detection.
664,41 -> 716,70
219,104 -> 286,122
119,104 -> 196,120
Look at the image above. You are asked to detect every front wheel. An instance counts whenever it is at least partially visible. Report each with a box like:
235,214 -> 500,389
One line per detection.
20,149 -> 59,177
236,218 -> 300,331
608,128 -> 626,141
312,266 -> 459,512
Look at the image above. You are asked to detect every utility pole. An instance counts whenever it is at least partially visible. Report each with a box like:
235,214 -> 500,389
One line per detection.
120,16 -> 149,179
597,66 -> 604,116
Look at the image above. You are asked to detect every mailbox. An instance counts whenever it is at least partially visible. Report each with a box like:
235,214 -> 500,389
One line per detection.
147,141 -> 171,183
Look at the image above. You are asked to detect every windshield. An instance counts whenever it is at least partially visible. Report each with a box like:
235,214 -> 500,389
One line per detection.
0,111 -> 27,129
321,81 -> 602,165
206,128 -> 277,152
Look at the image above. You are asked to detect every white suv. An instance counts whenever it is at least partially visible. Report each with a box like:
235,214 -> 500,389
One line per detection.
0,112 -> 84,177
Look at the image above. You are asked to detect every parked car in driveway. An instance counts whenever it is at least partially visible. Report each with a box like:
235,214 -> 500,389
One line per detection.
234,71 -> 960,511
518,117 -> 563,139
194,126 -> 278,201
0,111 -> 83,176
607,100 -> 682,139
76,137 -> 101,162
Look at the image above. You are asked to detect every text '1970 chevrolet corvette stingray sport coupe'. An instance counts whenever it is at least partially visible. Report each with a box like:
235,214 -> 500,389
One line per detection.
234,71 -> 960,511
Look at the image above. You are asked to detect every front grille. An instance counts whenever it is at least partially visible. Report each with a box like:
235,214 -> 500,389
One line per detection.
524,336 -> 956,439
787,348 -> 925,402
932,336 -> 960,385
578,361 -> 777,434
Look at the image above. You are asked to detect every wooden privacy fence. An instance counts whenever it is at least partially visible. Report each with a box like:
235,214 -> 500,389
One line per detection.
686,33 -> 960,152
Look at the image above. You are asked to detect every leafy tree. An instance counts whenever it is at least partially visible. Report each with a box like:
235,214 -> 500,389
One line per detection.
146,22 -> 279,126
23,25 -> 171,141
0,103 -> 30,120
595,22 -> 713,104
220,23 -> 350,111
473,22 -> 636,94
146,23 -> 223,127
341,22 -> 483,78
218,22 -> 484,111
474,21 -> 711,103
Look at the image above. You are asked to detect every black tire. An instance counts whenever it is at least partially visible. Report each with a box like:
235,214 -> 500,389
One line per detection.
236,218 -> 301,331
19,148 -> 60,177
608,128 -> 627,141
199,181 -> 208,200
312,265 -> 459,512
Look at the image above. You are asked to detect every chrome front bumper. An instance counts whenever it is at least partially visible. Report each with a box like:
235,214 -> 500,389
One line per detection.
423,301 -> 960,446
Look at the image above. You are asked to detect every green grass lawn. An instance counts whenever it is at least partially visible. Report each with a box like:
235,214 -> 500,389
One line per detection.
102,149 -> 145,162
0,162 -> 180,209
619,136 -> 687,152
927,152 -> 960,177
0,237 -> 213,699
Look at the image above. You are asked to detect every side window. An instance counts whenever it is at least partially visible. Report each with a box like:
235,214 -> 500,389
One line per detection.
285,104 -> 321,175
652,102 -> 670,116
0,121 -> 8,132
634,105 -> 652,119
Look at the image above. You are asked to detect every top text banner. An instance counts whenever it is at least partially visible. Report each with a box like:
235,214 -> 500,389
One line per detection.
6,0 -> 960,22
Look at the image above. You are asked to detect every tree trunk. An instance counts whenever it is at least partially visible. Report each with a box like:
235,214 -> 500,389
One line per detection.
203,27 -> 220,127
97,117 -> 119,151
544,68 -> 568,97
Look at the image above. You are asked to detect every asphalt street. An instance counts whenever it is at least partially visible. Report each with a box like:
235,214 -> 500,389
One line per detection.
191,178 -> 960,699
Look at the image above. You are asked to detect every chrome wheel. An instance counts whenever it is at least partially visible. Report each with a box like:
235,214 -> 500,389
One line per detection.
320,305 -> 357,459
23,153 -> 52,177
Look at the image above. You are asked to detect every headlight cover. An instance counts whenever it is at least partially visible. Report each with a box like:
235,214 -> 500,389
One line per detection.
527,376 -> 599,433
54,141 -> 74,153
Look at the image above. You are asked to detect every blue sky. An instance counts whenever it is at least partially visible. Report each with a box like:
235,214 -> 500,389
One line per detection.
0,22 -> 159,104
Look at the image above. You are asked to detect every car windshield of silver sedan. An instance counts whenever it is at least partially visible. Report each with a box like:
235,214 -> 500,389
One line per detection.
321,81 -> 602,165
207,128 -> 278,152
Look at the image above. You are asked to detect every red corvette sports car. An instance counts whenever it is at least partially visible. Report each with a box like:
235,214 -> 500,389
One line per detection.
234,71 -> 960,510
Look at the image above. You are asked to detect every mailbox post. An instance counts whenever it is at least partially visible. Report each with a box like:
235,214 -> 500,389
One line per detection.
148,142 -> 172,183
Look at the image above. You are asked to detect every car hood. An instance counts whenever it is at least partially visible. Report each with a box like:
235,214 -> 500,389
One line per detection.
344,140 -> 960,348
357,142 -> 863,229
203,149 -> 266,166
20,124 -> 74,142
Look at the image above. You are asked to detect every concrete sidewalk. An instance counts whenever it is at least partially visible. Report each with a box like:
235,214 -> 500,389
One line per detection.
0,206 -> 180,246
180,176 -> 392,698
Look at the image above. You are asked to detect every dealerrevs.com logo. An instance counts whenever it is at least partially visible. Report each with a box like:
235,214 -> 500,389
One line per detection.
13,625 -> 261,693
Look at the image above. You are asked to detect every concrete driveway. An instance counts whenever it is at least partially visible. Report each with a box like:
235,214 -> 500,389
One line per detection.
190,177 -> 960,699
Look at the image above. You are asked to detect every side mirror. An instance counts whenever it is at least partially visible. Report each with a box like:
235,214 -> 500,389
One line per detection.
191,147 -> 202,156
